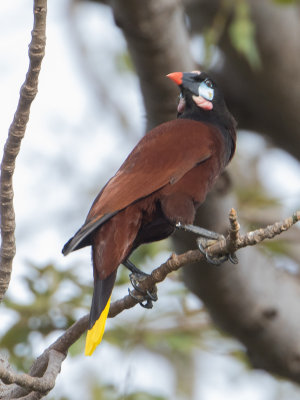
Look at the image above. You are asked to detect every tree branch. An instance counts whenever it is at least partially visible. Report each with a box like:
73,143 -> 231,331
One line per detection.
0,350 -> 65,398
2,210 -> 299,398
205,209 -> 300,259
0,0 -> 47,302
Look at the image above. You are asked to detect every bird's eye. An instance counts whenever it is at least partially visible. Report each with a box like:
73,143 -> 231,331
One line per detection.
205,79 -> 213,88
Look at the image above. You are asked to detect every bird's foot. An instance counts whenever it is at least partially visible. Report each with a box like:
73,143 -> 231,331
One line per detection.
197,236 -> 238,265
123,258 -> 157,308
176,222 -> 238,265
128,272 -> 158,309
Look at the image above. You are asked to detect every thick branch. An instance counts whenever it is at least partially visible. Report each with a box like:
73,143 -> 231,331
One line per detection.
0,350 -> 64,396
111,0 -> 194,130
0,0 -> 47,302
2,210 -> 299,398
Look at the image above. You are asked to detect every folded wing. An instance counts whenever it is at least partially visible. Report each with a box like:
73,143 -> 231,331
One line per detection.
62,119 -> 216,255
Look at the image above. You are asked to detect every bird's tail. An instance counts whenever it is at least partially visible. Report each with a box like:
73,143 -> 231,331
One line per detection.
85,271 -> 117,356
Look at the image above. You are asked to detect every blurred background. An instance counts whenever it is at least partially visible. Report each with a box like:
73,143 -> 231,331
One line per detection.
1,0 -> 300,399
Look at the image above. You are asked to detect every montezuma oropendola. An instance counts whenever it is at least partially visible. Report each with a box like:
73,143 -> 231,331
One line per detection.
62,71 -> 237,356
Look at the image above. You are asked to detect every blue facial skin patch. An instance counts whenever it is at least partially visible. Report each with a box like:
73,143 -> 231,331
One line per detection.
198,81 -> 214,101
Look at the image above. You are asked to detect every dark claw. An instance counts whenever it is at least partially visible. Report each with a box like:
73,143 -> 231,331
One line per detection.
146,289 -> 158,302
206,253 -> 229,265
175,223 -> 238,265
197,238 -> 211,257
228,252 -> 239,264
139,299 -> 153,309
197,237 -> 238,265
197,238 -> 223,265
128,288 -> 153,308
129,272 -> 149,290
129,272 -> 158,309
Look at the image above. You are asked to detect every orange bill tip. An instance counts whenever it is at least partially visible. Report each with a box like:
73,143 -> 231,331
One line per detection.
166,72 -> 183,85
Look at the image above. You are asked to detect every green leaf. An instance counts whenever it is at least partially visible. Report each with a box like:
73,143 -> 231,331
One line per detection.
68,335 -> 85,357
236,185 -> 280,208
123,393 -> 167,400
1,261 -> 91,368
260,239 -> 290,256
273,0 -> 300,4
229,0 -> 261,69
115,51 -> 134,73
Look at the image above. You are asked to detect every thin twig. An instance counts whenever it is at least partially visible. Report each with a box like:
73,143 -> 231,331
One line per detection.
0,0 -> 47,302
227,208 -> 240,250
207,209 -> 300,257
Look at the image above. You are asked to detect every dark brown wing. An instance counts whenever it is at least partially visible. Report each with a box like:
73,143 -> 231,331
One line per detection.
62,119 -> 216,255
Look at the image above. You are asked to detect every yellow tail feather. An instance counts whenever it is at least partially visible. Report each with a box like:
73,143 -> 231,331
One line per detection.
85,295 -> 111,356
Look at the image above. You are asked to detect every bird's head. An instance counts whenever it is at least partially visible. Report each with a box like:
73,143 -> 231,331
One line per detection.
167,70 -> 231,122
167,70 -> 237,160
167,71 -> 214,113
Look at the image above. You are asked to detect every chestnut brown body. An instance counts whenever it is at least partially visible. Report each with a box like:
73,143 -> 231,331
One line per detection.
62,71 -> 236,355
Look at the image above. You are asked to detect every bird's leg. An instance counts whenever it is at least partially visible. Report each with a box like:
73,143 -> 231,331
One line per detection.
123,258 -> 158,309
175,222 -> 238,265
123,258 -> 146,275
175,222 -> 222,239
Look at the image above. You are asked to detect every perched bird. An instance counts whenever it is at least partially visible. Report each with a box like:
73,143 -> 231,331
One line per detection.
62,71 -> 237,356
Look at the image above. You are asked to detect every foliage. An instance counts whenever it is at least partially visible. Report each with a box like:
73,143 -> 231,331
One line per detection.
203,0 -> 261,69
229,0 -> 261,69
2,263 -> 91,369
231,136 -> 299,267
273,0 -> 300,4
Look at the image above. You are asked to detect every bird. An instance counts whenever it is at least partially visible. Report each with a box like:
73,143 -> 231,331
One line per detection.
62,70 -> 237,356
